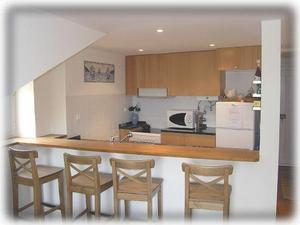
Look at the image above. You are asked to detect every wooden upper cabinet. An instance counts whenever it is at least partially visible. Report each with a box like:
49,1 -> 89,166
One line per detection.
145,54 -> 168,88
125,54 -> 168,94
216,47 -> 240,70
166,51 -> 222,96
126,51 -> 223,96
188,51 -> 222,96
217,46 -> 261,70
166,52 -> 190,96
239,46 -> 261,69
127,46 -> 264,96
125,56 -> 138,95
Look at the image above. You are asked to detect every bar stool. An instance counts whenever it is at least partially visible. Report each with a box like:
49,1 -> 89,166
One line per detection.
63,153 -> 113,219
8,147 -> 65,218
182,163 -> 233,219
110,158 -> 163,220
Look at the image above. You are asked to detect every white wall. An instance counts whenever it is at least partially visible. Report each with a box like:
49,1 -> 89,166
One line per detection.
34,63 -> 67,136
9,8 -> 104,94
65,47 -> 131,140
279,52 -> 295,166
15,81 -> 36,138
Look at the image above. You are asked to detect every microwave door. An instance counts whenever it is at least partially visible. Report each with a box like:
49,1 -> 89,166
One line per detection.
169,113 -> 186,126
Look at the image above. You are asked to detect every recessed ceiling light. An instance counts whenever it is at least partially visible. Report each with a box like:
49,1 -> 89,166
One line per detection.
156,29 -> 164,33
138,49 -> 144,52
209,44 -> 215,47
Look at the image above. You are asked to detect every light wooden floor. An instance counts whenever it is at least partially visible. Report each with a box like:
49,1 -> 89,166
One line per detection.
276,166 -> 294,219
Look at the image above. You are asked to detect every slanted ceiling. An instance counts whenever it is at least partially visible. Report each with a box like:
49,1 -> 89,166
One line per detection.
8,8 -> 104,93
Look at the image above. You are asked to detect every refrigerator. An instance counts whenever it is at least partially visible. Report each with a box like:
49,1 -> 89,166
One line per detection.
216,102 -> 259,150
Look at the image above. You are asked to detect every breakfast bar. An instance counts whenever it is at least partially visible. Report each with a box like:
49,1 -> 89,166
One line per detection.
7,135 -> 259,162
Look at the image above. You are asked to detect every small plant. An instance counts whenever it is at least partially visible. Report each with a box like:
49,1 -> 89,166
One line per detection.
128,104 -> 141,112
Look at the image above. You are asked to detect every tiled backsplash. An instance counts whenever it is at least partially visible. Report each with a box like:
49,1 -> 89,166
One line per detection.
67,94 -> 131,140
132,96 -> 217,129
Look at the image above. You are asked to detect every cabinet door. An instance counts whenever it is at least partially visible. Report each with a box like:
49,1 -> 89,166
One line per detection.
185,134 -> 216,147
166,52 -> 190,96
125,56 -> 138,95
161,132 -> 185,146
239,46 -> 261,69
135,55 -> 146,88
141,54 -> 168,88
216,47 -> 240,70
189,51 -> 221,96
125,54 -> 168,95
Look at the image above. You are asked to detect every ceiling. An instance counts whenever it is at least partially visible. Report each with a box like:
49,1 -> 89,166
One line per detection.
44,6 -> 294,55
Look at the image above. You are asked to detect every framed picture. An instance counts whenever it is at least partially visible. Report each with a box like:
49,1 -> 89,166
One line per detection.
84,60 -> 115,83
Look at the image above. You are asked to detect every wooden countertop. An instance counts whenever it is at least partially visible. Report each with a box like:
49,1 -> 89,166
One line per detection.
5,135 -> 259,162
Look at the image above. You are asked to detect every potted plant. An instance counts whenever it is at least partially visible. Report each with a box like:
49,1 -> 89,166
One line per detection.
128,104 -> 141,126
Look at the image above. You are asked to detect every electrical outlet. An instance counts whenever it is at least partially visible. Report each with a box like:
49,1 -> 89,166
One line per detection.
196,96 -> 219,101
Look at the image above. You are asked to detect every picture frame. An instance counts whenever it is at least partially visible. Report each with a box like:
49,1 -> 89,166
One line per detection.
84,60 -> 115,83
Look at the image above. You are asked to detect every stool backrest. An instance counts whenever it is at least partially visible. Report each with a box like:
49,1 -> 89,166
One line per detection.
64,153 -> 101,190
8,147 -> 39,181
182,163 -> 233,196
110,158 -> 155,195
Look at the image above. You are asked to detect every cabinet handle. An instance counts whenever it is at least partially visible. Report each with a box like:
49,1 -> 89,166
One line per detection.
234,65 -> 238,69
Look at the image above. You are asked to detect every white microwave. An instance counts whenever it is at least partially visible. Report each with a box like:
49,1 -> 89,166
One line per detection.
167,110 -> 195,129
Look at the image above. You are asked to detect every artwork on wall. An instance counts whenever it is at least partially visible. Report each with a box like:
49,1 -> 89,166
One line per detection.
84,60 -> 115,83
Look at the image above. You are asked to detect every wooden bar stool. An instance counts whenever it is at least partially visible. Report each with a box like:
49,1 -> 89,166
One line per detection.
8,147 -> 65,218
63,153 -> 113,219
110,158 -> 163,220
182,163 -> 233,219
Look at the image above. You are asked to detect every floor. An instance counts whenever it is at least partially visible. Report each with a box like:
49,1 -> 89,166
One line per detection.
276,166 -> 295,219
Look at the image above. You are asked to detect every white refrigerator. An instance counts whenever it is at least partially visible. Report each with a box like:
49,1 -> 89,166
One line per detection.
216,102 -> 256,150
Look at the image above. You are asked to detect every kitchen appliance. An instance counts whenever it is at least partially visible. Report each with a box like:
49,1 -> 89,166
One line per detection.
216,102 -> 259,150
129,131 -> 161,144
167,110 -> 195,129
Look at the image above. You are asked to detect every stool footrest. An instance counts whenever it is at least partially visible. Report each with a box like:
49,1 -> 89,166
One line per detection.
44,205 -> 60,216
18,202 -> 34,212
42,202 -> 57,208
74,209 -> 88,220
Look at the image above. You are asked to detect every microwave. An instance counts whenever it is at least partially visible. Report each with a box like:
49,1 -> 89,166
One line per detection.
167,110 -> 195,129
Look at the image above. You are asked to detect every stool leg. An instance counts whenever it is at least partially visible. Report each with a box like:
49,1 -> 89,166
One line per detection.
147,199 -> 152,220
95,193 -> 100,218
66,191 -> 73,218
85,194 -> 91,218
184,201 -> 192,220
113,198 -> 119,218
158,186 -> 162,219
124,200 -> 129,218
33,183 -> 44,218
58,173 -> 65,218
223,197 -> 230,219
12,182 -> 19,217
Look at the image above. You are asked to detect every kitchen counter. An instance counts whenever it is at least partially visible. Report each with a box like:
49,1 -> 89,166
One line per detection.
161,127 -> 215,135
119,121 -> 149,130
5,135 -> 259,162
